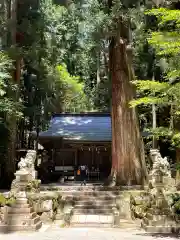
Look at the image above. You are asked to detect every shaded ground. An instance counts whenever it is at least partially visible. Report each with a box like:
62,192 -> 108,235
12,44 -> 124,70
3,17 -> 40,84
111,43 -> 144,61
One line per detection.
0,227 -> 180,240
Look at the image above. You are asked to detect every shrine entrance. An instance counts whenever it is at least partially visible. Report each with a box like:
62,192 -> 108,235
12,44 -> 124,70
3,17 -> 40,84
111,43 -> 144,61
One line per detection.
50,142 -> 111,182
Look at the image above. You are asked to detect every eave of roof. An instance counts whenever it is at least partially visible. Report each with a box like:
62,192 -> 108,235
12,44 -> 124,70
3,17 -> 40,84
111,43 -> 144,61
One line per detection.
34,113 -> 150,142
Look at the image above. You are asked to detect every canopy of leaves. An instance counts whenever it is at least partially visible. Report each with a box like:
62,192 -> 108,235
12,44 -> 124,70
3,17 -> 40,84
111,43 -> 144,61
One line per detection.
55,64 -> 89,112
131,6 -> 180,148
0,51 -> 22,118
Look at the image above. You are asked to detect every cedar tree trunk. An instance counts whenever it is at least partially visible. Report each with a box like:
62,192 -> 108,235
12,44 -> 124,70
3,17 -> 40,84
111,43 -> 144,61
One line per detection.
6,0 -> 19,184
109,17 -> 147,186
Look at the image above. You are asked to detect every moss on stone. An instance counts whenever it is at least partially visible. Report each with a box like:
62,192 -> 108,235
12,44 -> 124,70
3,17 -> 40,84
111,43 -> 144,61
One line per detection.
0,194 -> 6,206
0,194 -> 16,207
131,205 -> 147,219
173,200 -> 180,214
25,179 -> 41,193
130,191 -> 152,220
6,197 -> 16,206
27,191 -> 62,222
28,192 -> 59,201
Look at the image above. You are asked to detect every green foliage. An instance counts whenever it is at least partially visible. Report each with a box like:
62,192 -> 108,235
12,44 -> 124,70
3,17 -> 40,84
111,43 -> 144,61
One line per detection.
171,193 -> 180,215
133,80 -> 169,93
3,0 -> 180,179
130,96 -> 164,107
0,51 -> 22,118
130,7 -> 180,150
130,80 -> 169,107
25,179 -> 41,193
55,64 -> 89,112
145,8 -> 180,80
130,79 -> 180,147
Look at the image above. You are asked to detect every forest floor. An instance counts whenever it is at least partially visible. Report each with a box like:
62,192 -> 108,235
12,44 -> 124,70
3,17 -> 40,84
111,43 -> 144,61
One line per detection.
0,226 -> 179,240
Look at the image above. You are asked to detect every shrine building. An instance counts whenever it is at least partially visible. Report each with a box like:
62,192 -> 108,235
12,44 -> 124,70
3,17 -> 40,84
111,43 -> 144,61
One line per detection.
37,113 -> 112,182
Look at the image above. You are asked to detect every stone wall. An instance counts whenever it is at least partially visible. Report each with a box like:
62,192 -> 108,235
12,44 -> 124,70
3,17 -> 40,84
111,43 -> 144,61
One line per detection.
27,192 -> 74,224
27,192 -> 60,223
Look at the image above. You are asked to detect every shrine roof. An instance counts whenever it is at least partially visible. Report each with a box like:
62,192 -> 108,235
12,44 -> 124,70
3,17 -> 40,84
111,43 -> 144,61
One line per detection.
39,113 -> 112,141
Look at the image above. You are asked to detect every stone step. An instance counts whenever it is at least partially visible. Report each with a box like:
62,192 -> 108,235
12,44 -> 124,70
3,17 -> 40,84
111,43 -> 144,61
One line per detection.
68,191 -> 118,196
7,207 -> 34,214
71,223 -> 113,228
60,189 -> 118,193
74,204 -> 114,210
41,184 -> 142,191
0,221 -> 42,233
73,195 -> 116,201
73,208 -> 113,215
74,200 -> 115,205
71,214 -> 113,224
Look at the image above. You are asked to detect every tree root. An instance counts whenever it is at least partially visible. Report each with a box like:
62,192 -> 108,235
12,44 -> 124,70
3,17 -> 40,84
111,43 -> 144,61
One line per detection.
103,171 -> 117,187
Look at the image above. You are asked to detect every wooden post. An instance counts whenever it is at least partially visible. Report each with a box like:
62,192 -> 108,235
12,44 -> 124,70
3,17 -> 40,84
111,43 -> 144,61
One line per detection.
74,148 -> 77,182
75,149 -> 77,167
92,145 -> 94,167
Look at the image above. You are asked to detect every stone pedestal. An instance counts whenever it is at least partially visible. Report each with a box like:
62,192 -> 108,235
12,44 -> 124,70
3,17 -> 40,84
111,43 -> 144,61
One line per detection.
11,169 -> 40,195
142,213 -> 178,233
142,186 -> 179,233
0,170 -> 42,233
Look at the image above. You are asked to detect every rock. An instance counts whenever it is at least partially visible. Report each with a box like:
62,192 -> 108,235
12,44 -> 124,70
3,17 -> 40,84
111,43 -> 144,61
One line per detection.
166,193 -> 174,207
131,205 -> 147,219
29,197 -> 53,213
42,200 -> 53,212
40,211 -> 53,223
27,191 -> 61,223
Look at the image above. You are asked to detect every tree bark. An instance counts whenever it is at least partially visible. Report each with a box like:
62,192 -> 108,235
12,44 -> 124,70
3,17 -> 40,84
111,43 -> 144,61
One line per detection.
109,12 -> 147,186
1,0 -> 8,48
176,148 -> 180,180
152,74 -> 158,148
96,51 -> 101,86
6,0 -> 19,185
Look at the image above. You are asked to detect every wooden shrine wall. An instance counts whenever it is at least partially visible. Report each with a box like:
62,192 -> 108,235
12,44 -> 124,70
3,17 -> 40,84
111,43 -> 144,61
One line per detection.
52,142 -> 111,171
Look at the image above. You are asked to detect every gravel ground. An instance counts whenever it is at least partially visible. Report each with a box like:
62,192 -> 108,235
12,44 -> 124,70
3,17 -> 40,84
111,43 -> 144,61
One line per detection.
0,227 -> 179,240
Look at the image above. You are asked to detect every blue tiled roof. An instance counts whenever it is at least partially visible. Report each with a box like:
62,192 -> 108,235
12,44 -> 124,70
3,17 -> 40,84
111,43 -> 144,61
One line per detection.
39,114 -> 111,141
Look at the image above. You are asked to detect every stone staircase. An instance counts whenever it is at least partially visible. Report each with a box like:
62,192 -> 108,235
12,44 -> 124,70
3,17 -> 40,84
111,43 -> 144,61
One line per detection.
70,190 -> 118,227
40,184 -> 140,228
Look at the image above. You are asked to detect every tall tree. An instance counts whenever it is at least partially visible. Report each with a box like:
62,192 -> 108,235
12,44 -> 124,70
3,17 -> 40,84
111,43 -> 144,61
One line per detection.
6,0 -> 19,183
109,0 -> 147,185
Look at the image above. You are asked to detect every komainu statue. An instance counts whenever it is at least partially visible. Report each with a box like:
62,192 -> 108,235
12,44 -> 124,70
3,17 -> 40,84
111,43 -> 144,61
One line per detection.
149,149 -> 175,192
149,149 -> 171,180
10,150 -> 38,195
18,150 -> 36,171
